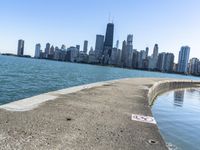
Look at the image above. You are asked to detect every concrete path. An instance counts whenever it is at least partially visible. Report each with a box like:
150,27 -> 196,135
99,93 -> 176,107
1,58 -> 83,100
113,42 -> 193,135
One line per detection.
0,78 -> 199,150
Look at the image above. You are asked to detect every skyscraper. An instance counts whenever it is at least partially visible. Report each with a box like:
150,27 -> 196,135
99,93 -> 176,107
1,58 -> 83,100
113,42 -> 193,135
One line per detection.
132,49 -> 139,68
17,39 -> 24,56
45,43 -> 51,58
157,52 -> 166,71
164,53 -> 174,72
115,40 -> 119,49
148,44 -> 159,70
177,46 -> 190,73
50,46 -> 55,55
145,47 -> 149,58
76,45 -> 80,51
121,40 -> 127,67
189,58 -> 199,75
95,34 -> 104,59
61,44 -> 66,50
103,23 -> 114,64
110,48 -> 118,65
126,34 -> 133,68
67,46 -> 79,62
34,43 -> 41,58
127,35 -> 133,47
153,44 -> 159,58
138,50 -> 147,69
83,40 -> 88,54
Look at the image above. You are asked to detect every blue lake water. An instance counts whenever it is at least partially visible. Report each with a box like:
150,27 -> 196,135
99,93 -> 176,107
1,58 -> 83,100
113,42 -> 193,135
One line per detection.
1,55 -> 200,149
152,89 -> 200,150
0,55 -> 199,105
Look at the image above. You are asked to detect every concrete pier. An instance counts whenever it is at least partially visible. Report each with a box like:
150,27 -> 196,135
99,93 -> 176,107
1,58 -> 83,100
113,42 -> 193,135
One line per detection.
0,78 -> 200,150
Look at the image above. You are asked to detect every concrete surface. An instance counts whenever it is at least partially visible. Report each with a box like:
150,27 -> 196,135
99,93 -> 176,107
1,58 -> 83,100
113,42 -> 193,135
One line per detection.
0,78 -> 199,150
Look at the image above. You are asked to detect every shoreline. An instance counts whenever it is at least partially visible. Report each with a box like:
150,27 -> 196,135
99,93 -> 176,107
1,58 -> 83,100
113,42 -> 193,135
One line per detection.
0,78 -> 124,111
1,78 -> 200,112
1,54 -> 200,78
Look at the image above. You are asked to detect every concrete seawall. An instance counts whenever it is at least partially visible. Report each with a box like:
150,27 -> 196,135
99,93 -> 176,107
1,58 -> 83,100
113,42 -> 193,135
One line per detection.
0,78 -> 200,150
148,79 -> 200,105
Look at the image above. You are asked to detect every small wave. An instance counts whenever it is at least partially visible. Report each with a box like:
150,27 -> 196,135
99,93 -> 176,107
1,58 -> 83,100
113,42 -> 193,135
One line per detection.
167,142 -> 179,150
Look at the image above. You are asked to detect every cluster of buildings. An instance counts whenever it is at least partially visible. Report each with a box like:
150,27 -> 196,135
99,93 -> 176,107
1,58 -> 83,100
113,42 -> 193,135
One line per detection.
16,23 -> 200,76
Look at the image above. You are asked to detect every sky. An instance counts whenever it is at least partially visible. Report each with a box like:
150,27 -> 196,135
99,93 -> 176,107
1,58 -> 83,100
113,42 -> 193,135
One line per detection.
0,0 -> 200,62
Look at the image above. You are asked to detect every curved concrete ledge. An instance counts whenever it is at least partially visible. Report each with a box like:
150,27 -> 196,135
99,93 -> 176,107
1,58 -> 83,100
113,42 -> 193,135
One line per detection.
148,79 -> 200,106
1,78 -> 200,112
0,79 -> 121,111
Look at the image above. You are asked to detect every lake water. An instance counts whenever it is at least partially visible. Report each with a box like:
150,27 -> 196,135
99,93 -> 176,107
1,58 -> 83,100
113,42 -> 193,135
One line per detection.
152,89 -> 200,150
1,55 -> 200,149
0,55 -> 199,105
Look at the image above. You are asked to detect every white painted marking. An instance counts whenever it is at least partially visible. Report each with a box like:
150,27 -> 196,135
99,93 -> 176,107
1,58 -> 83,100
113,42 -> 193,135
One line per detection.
131,114 -> 156,124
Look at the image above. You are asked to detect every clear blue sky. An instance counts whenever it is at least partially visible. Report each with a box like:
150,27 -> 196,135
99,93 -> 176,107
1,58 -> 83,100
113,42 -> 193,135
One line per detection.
0,0 -> 200,62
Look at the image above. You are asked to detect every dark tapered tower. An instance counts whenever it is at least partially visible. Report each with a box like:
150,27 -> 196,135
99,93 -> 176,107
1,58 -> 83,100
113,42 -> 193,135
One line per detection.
17,39 -> 24,56
102,23 -> 114,64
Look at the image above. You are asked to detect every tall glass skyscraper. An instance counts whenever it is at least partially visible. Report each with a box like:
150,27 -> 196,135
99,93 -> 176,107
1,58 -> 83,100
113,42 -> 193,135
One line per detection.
178,46 -> 190,73
34,43 -> 41,58
126,34 -> 133,68
45,43 -> 51,58
83,40 -> 88,54
153,44 -> 159,58
17,39 -> 24,56
103,23 -> 114,64
95,35 -> 104,59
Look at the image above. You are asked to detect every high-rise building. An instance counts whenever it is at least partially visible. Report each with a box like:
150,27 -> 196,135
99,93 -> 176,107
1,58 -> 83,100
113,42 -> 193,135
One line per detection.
164,53 -> 174,72
76,45 -> 80,51
95,35 -> 104,59
83,40 -> 88,54
157,52 -> 174,72
67,46 -> 79,62
157,52 -> 166,71
103,23 -> 114,64
110,48 -> 118,65
121,40 -> 127,67
127,34 -> 133,47
54,46 -> 60,60
177,46 -> 190,73
189,58 -> 199,75
126,34 -> 133,68
115,40 -> 119,49
47,45 -> 55,59
148,57 -> 158,70
17,39 -> 24,56
145,47 -> 149,58
61,44 -> 66,50
153,44 -> 159,58
50,46 -> 55,55
45,43 -> 51,58
34,43 -> 41,58
138,50 -> 147,69
88,47 -> 98,63
116,49 -> 122,66
148,44 -> 159,70
132,49 -> 139,68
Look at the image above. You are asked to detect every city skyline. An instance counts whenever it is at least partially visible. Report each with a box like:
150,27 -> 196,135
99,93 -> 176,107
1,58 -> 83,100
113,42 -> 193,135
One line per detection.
8,22 -> 198,76
28,22 -> 199,75
0,0 -> 200,61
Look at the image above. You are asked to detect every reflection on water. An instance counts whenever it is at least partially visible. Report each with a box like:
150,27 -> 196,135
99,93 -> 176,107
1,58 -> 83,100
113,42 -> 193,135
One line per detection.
174,90 -> 184,107
152,88 -> 200,150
